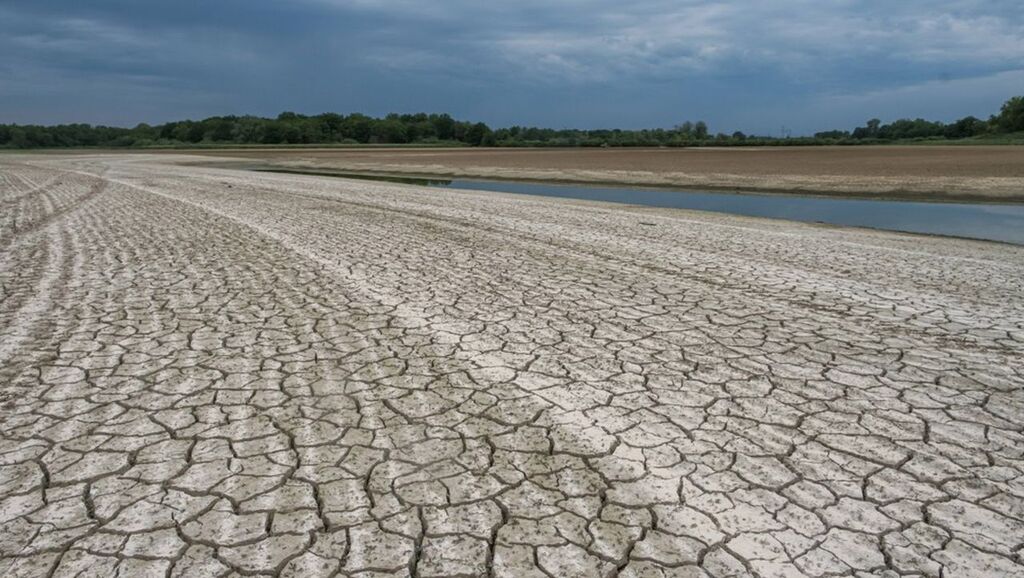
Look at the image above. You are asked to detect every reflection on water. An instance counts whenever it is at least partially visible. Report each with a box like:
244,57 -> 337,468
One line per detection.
257,169 -> 1024,245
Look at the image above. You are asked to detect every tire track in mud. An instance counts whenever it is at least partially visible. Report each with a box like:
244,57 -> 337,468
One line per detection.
0,164 -> 107,252
42,157 -> 676,576
106,164 -> 1024,416
161,163 -> 1022,309
0,164 -> 103,388
0,225 -> 78,400
2,170 -> 424,573
140,164 -> 1024,374
0,167 -> 60,204
0,177 -> 341,572
4,175 -> 107,247
2,155 -> 1023,577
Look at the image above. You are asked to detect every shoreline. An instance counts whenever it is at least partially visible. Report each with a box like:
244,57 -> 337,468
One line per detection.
243,166 -> 1024,247
226,162 -> 1024,205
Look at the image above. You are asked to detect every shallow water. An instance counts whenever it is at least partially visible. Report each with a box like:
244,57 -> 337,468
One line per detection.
257,169 -> 1024,244
441,180 -> 1024,245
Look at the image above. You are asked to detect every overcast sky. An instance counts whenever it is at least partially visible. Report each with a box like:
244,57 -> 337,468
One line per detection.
2,0 -> 1022,135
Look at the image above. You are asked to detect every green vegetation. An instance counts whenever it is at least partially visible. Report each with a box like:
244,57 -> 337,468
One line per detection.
2,97 -> 1023,149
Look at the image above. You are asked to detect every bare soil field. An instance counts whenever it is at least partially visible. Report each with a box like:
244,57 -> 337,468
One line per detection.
179,145 -> 1024,202
2,153 -> 1023,577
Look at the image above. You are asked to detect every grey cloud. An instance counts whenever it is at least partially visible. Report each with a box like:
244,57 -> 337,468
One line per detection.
0,0 -> 1021,133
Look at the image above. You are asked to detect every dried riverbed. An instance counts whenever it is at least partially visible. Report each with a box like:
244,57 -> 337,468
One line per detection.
2,154 -> 1023,577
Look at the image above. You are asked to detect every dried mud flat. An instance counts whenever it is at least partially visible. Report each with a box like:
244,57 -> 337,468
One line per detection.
1,153 -> 1024,577
183,146 -> 1024,202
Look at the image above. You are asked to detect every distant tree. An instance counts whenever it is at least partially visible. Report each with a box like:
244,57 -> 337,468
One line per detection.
694,121 -> 708,140
234,116 -> 264,143
432,114 -> 456,141
877,118 -> 945,140
209,119 -> 235,142
9,127 -> 29,148
343,114 -> 373,143
814,130 -> 849,139
852,118 -> 882,139
282,124 -> 303,144
261,122 -> 285,144
171,122 -> 192,142
131,123 -> 158,140
451,120 -> 470,142
994,96 -> 1024,133
944,116 -> 987,139
186,122 -> 205,143
316,113 -> 345,141
466,122 -> 492,146
412,120 -> 436,141
372,119 -> 408,143
4,96 -> 1021,149
160,122 -> 179,140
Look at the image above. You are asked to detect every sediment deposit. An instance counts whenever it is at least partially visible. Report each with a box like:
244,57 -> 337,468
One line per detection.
1,154 -> 1023,577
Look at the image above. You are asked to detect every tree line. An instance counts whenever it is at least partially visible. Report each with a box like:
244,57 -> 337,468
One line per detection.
2,97 -> 1022,149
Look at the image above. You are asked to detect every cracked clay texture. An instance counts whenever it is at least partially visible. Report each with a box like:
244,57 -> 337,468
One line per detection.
1,153 -> 1023,577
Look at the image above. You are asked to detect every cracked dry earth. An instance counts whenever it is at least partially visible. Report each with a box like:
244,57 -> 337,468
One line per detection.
1,154 -> 1023,578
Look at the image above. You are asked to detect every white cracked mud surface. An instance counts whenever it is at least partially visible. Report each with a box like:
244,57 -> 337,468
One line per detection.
1,153 -> 1023,578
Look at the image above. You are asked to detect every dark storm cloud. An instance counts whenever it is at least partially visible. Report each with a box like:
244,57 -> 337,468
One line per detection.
2,0 -> 1022,134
